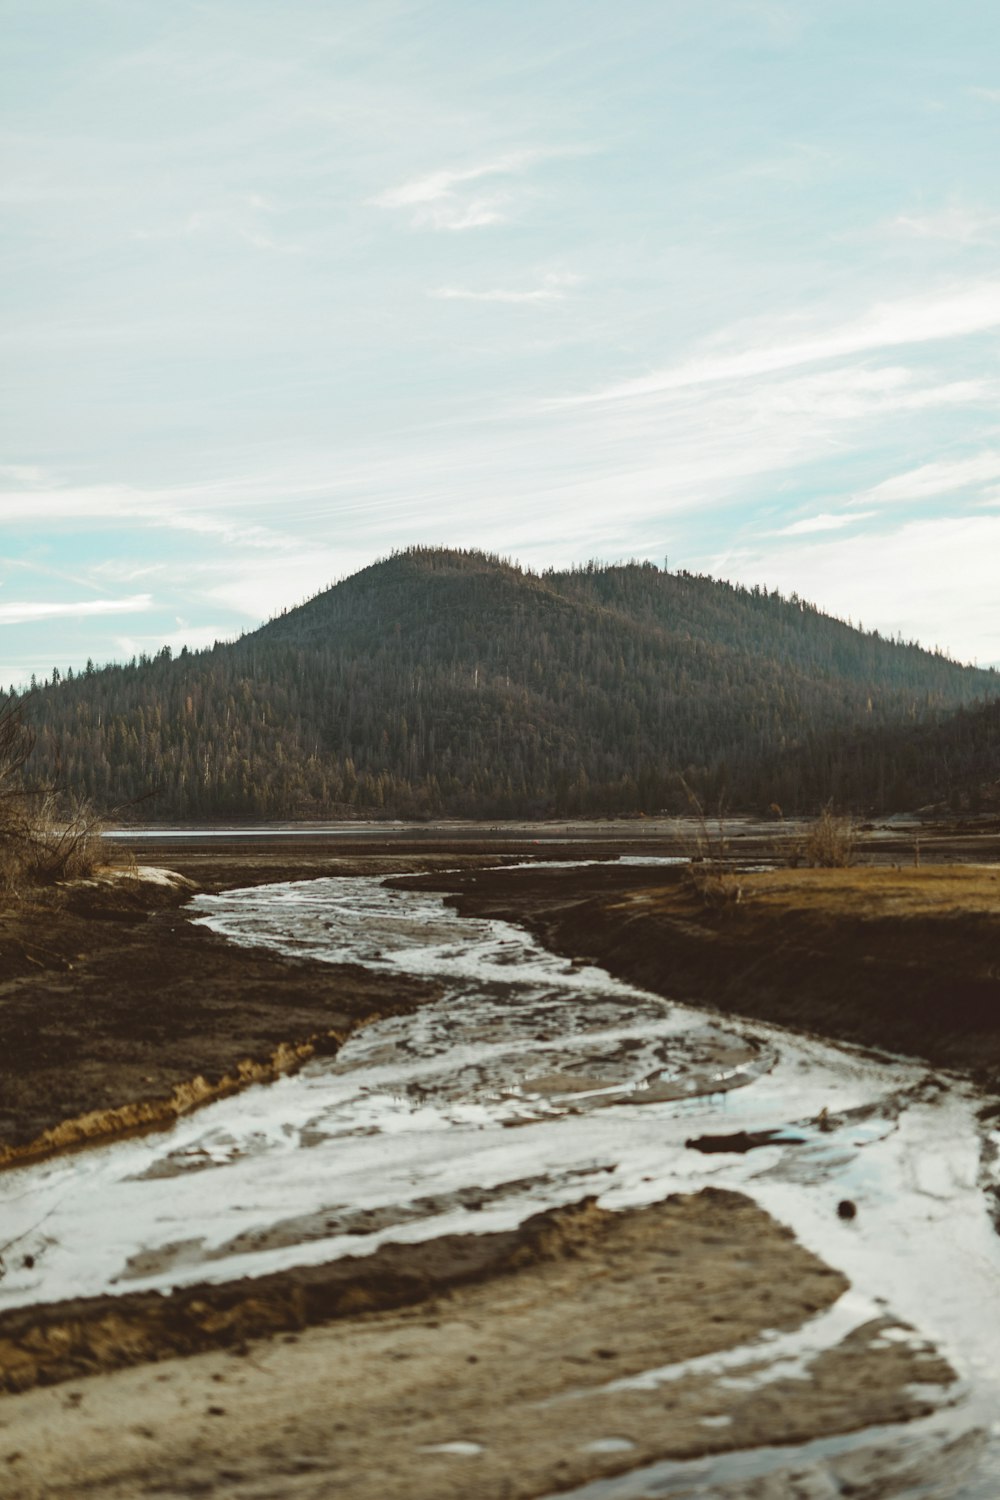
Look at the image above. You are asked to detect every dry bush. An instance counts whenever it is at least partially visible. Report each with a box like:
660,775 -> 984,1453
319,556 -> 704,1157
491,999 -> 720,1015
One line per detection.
676,776 -> 728,868
18,793 -> 105,883
677,775 -> 744,904
0,694 -> 105,893
802,805 -> 856,868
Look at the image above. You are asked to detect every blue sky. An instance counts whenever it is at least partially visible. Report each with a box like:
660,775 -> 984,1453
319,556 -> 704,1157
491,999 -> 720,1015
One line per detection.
4,0 -> 1000,685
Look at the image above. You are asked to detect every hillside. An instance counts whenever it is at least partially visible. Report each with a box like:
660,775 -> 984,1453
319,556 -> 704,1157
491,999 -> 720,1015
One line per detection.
15,547 -> 999,820
782,693 -> 1000,815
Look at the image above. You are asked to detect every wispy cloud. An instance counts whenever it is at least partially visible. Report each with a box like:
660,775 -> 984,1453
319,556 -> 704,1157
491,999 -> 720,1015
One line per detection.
113,623 -> 235,658
0,463 -> 48,485
734,1 -> 805,45
712,516 -> 1000,665
969,85 -> 1000,103
131,194 -> 297,252
853,452 -> 1000,507
429,272 -> 581,305
154,511 -> 304,551
0,595 -> 153,625
734,365 -> 989,422
893,206 -> 1000,245
132,212 -> 206,242
551,281 -> 1000,407
774,511 -> 876,536
371,149 -> 564,231
373,151 -> 536,206
742,142 -> 836,184
0,476 -> 309,554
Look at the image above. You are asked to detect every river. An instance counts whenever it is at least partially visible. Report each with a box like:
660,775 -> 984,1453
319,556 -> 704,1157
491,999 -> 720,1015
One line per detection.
2,863 -> 999,1496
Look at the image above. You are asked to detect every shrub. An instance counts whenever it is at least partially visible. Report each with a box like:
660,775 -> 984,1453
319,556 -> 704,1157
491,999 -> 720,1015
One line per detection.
0,694 -> 104,892
802,805 -> 856,868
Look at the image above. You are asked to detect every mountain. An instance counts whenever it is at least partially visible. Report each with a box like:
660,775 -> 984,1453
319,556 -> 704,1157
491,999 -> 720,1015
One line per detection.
16,547 -> 999,820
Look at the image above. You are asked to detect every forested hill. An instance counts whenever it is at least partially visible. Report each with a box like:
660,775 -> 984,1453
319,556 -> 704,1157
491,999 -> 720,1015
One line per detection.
15,547 -> 999,820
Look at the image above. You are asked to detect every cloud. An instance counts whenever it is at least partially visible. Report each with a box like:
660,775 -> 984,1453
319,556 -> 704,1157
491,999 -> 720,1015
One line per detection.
373,152 -> 535,207
0,475 -> 309,554
710,516 -> 1000,665
969,86 -> 1000,103
429,272 -> 581,305
89,561 -> 166,583
132,212 -> 206,241
551,281 -> 1000,407
774,512 -> 876,536
742,142 -> 836,184
0,464 -> 48,485
732,365 -> 989,422
131,194 -> 297,252
855,452 -> 1000,507
154,510 -> 303,552
893,207 -> 1000,245
734,1 -> 804,44
371,149 -> 559,231
0,595 -> 153,625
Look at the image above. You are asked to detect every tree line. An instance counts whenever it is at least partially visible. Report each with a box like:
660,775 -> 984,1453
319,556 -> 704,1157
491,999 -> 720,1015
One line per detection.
13,548 -> 998,821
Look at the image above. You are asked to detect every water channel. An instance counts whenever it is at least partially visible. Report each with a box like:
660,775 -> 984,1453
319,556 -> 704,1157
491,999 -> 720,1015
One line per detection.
3,863 -> 1000,1496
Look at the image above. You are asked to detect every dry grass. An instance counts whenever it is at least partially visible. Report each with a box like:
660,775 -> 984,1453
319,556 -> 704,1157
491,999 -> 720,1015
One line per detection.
801,805 -> 857,868
0,694 -> 105,895
718,864 -> 1000,918
676,775 -> 741,904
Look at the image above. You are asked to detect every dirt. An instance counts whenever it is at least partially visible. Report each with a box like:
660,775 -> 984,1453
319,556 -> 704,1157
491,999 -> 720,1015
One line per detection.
0,1188 -> 955,1500
408,859 -> 1000,1081
0,1188 -> 836,1396
1,829 -> 995,1497
5,835 -> 999,1176
0,866 -> 440,1166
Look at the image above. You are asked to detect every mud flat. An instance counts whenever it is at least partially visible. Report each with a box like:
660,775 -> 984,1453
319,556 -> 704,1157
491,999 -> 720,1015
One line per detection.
0,866 -> 440,1167
0,1192 -> 959,1500
2,834 -> 999,1498
416,860 -> 1000,1080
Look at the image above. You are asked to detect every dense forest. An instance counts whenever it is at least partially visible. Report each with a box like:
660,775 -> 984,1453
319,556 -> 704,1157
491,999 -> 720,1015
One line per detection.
11,548 -> 1000,820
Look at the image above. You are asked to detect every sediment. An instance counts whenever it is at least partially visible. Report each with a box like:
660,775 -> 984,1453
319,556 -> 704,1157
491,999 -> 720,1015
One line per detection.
0,834 -> 982,1498
1,1189 -> 956,1500
0,867 -> 439,1165
406,860 -> 1000,1078
0,1187 -> 838,1395
8,836 -> 1000,1169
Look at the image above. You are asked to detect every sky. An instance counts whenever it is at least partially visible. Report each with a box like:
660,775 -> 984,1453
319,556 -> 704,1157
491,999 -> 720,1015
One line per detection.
3,0 -> 1000,686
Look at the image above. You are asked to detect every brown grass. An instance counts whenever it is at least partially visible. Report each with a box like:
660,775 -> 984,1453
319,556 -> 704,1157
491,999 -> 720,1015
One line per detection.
801,805 -> 857,868
0,694 -> 105,894
729,863 -> 1000,917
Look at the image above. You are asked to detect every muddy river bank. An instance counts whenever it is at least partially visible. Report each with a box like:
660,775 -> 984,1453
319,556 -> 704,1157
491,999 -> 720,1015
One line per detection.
411,859 -> 1000,1082
3,828 -> 1000,1497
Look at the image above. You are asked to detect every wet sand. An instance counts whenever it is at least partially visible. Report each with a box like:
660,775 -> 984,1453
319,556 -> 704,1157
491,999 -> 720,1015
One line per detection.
1,1191 -> 956,1500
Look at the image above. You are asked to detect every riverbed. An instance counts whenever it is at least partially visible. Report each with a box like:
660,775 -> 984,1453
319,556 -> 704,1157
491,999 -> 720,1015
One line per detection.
3,862 -> 1000,1496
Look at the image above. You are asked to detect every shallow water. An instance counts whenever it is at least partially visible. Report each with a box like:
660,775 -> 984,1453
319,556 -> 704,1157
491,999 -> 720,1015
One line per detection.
3,868 -> 1000,1495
